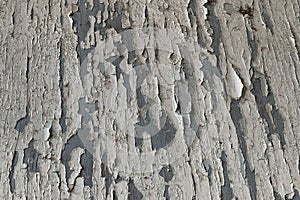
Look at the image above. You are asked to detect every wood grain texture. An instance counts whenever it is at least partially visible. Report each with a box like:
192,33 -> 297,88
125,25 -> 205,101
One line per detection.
1,0 -> 300,199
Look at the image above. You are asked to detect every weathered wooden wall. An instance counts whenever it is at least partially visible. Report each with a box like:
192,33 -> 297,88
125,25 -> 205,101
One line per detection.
1,0 -> 300,199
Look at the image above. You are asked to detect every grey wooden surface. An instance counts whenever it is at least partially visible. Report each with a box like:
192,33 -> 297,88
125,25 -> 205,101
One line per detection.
1,0 -> 300,199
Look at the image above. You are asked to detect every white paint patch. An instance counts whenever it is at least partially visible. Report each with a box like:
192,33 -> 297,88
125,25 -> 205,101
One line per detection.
227,65 -> 243,99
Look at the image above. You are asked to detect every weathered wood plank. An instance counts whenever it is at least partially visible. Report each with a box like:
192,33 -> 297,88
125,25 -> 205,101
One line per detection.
1,0 -> 300,199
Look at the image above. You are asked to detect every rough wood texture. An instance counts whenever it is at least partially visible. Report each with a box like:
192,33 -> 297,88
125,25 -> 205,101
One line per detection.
1,0 -> 300,199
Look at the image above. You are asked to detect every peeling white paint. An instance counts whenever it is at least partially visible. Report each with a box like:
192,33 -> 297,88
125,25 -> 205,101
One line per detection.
1,0 -> 300,199
227,65 -> 244,100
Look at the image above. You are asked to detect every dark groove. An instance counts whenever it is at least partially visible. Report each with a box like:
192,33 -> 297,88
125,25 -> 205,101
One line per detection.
79,150 -> 93,187
220,151 -> 234,200
269,177 -> 281,200
113,190 -> 118,200
23,139 -> 40,173
203,2 -> 228,104
11,11 -> 15,37
30,7 -> 34,20
163,185 -> 170,200
188,0 -> 206,48
250,76 -> 286,146
55,171 -> 62,192
26,57 -> 30,83
246,25 -> 258,68
292,190 -> 300,200
134,136 -> 143,151
9,151 -> 19,193
203,159 -> 212,184
48,0 -> 52,16
59,38 -> 67,133
150,116 -> 176,150
61,134 -> 94,188
204,1 -> 221,57
259,3 -> 274,34
273,190 -> 282,200
15,105 -> 30,132
159,165 -> 174,183
128,178 -> 143,200
70,0 -> 105,90
188,160 -> 197,199
100,161 -> 113,198
12,11 -> 15,24
110,55 -> 124,80
144,6 -> 149,27
230,99 -> 257,200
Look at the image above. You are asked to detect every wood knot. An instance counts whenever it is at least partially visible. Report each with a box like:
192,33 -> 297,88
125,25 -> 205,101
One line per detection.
239,6 -> 254,17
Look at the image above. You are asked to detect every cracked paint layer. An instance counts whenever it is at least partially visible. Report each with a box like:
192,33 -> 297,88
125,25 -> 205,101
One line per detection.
1,0 -> 300,199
